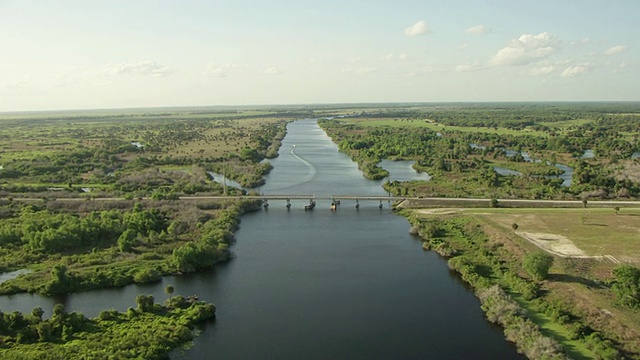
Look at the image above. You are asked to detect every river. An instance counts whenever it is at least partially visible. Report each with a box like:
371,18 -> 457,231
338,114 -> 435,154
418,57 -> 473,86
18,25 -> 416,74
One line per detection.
0,119 -> 522,359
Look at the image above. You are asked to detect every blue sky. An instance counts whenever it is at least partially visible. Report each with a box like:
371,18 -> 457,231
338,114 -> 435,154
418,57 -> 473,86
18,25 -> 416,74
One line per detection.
0,0 -> 638,111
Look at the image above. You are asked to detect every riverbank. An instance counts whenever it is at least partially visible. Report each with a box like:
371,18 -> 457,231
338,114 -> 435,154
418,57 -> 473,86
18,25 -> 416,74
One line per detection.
405,210 -> 640,359
0,198 -> 261,296
0,293 -> 215,359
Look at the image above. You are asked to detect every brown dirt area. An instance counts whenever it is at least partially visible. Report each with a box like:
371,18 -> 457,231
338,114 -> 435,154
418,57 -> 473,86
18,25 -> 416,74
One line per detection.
516,231 -> 590,257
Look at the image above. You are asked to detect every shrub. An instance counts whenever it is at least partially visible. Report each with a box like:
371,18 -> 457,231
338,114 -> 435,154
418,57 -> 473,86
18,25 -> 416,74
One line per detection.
523,251 -> 554,281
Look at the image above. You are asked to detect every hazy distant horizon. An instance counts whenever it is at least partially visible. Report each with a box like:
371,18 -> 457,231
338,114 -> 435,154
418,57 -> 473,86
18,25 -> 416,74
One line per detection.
1,0 -> 638,112
3,100 -> 640,116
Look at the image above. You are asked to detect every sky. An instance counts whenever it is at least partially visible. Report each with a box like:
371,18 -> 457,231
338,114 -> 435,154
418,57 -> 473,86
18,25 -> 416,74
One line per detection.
0,0 -> 638,111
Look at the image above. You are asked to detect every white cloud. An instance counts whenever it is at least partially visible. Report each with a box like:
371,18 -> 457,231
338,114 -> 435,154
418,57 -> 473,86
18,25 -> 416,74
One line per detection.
263,67 -> 282,75
456,62 -> 483,72
456,64 -> 472,73
406,65 -> 438,77
529,66 -> 555,76
355,67 -> 378,74
404,20 -> 430,37
554,59 -> 573,66
203,63 -> 238,78
346,57 -> 361,64
603,45 -> 628,56
457,43 -> 469,50
465,25 -> 487,35
0,74 -> 31,90
614,62 -> 631,73
383,53 -> 408,61
103,61 -> 174,77
490,32 -> 558,66
561,64 -> 589,77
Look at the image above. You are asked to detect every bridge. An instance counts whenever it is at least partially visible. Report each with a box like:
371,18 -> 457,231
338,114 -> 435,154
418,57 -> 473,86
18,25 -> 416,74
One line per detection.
178,195 -> 640,210
237,195 -> 406,201
236,195 -> 405,209
7,194 -> 640,210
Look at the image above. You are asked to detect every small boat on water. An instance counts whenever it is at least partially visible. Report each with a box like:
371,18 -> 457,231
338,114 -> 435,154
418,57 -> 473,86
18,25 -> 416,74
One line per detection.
305,200 -> 316,210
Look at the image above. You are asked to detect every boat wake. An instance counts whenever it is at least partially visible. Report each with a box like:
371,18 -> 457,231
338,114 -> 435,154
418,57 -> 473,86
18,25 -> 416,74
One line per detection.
289,145 -> 317,184
263,145 -> 317,192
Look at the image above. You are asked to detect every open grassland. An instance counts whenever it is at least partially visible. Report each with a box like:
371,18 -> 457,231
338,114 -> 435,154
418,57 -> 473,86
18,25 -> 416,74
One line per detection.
0,109 -> 293,191
0,109 -> 281,122
463,207 -> 640,265
0,115 -> 284,161
338,117 -> 549,137
467,208 -> 640,357
167,117 -> 287,159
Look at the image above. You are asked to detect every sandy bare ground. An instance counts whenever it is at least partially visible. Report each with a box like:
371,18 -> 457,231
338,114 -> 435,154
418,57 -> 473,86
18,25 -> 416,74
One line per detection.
516,231 -> 619,263
517,232 -> 586,257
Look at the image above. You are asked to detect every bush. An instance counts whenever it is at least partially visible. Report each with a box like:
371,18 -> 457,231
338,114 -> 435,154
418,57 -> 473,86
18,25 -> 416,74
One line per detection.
611,264 -> 640,308
133,268 -> 162,284
523,251 -> 554,281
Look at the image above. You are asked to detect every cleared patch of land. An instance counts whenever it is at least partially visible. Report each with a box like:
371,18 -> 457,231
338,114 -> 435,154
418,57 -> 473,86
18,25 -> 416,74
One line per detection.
516,231 -> 588,257
463,207 -> 640,265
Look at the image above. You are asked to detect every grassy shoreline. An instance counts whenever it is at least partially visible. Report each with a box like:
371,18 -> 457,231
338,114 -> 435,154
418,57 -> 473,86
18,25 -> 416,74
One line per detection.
404,209 -> 640,359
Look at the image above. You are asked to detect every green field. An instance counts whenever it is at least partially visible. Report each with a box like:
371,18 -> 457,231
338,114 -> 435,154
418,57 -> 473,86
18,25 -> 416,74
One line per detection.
463,207 -> 640,263
339,117 -> 549,136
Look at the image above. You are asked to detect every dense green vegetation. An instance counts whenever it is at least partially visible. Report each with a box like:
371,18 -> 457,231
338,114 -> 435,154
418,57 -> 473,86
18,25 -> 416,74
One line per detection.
611,265 -> 640,308
0,293 -> 215,359
0,198 -> 258,296
319,102 -> 640,200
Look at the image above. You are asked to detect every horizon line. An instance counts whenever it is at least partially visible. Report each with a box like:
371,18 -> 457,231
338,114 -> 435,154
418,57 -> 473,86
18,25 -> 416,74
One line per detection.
2,100 -> 640,115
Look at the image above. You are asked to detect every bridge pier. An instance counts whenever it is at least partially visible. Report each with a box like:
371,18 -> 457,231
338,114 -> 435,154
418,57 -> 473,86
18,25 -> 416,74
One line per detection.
304,199 -> 316,210
330,198 -> 339,211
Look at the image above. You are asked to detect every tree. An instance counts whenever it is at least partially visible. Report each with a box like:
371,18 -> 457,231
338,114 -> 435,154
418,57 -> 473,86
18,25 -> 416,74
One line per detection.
490,198 -> 499,208
117,228 -> 137,252
164,285 -> 175,300
31,307 -> 44,323
136,294 -> 155,312
611,264 -> 640,308
523,251 -> 554,281
52,303 -> 66,320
